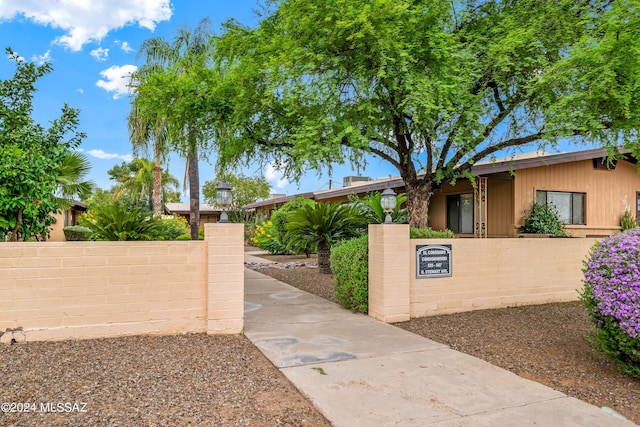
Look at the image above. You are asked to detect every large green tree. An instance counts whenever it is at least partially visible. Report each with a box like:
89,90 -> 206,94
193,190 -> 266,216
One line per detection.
202,173 -> 271,222
132,18 -> 222,238
216,0 -> 640,228
0,48 -> 85,241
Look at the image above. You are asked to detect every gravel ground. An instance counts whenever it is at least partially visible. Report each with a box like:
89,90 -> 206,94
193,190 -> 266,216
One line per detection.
250,251 -> 640,425
0,334 -> 330,426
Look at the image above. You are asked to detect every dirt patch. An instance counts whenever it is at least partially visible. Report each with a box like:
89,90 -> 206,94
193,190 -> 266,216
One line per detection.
250,252 -> 640,424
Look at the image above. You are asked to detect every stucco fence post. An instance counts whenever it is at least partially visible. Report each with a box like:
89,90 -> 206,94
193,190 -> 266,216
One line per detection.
205,223 -> 244,334
368,224 -> 411,323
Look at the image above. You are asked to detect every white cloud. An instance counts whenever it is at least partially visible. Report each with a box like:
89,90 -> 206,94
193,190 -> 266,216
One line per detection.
0,1 -> 172,51
118,41 -> 134,53
77,88 -> 84,94
86,149 -> 132,162
95,64 -> 137,99
90,47 -> 109,61
31,50 -> 52,65
265,163 -> 289,189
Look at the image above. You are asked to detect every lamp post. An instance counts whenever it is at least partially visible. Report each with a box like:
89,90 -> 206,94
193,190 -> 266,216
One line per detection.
215,178 -> 233,223
380,185 -> 397,224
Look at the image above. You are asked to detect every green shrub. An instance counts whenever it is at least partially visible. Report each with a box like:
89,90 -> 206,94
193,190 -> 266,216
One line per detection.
519,202 -> 568,236
63,225 -> 92,241
176,233 -> 191,240
81,205 -> 166,241
410,227 -> 456,238
331,235 -> 369,313
620,210 -> 638,231
251,220 -> 288,254
270,197 -> 316,251
581,229 -> 640,377
159,215 -> 190,240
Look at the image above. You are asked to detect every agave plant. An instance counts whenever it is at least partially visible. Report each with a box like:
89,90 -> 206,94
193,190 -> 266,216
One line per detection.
83,204 -> 166,241
285,202 -> 367,274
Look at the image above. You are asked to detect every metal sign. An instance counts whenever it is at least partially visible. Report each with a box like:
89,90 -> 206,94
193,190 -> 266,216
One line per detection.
416,244 -> 452,278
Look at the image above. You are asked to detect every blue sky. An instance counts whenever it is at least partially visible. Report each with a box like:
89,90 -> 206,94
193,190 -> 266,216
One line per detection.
1,0 -> 591,202
0,0 -> 397,201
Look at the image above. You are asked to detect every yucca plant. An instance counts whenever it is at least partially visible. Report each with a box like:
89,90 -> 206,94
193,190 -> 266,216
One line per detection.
285,202 -> 368,274
83,205 -> 166,241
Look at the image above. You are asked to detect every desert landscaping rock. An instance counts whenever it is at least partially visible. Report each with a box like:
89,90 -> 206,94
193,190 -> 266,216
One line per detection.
0,334 -> 330,427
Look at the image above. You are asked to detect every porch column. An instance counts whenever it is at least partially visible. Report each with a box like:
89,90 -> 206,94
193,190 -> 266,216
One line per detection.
368,224 -> 411,322
475,177 -> 488,238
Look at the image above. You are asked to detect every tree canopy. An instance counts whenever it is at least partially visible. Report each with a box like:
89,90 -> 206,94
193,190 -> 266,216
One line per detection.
202,173 -> 270,222
214,0 -> 640,227
0,48 -> 85,241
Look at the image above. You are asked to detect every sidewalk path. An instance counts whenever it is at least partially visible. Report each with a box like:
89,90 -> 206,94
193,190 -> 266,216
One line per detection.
243,267 -> 636,427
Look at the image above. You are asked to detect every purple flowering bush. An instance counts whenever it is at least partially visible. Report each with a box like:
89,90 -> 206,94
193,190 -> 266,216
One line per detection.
581,229 -> 640,377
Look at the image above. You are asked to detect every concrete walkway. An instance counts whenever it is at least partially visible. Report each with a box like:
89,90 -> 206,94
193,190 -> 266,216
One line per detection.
243,267 -> 636,426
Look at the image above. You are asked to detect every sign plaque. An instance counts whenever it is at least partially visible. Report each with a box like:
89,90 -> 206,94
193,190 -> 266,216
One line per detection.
416,244 -> 452,278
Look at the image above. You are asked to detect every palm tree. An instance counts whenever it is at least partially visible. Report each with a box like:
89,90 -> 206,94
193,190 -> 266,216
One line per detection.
285,202 -> 368,274
56,150 -> 94,209
133,18 -> 214,239
128,96 -> 169,217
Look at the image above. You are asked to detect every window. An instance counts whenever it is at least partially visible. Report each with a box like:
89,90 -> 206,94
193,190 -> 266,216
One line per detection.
447,193 -> 474,234
536,191 -> 585,225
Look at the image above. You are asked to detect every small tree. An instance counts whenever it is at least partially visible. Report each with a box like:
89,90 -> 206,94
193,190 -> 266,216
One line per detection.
285,202 -> 367,274
0,48 -> 85,241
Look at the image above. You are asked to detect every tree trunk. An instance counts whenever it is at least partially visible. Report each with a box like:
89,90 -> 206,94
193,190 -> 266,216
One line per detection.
188,148 -> 200,240
405,179 -> 434,229
152,164 -> 162,217
10,207 -> 23,242
317,242 -> 331,274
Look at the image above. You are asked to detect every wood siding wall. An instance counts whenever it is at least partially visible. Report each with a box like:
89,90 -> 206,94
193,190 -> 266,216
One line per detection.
428,178 -> 513,237
513,159 -> 640,237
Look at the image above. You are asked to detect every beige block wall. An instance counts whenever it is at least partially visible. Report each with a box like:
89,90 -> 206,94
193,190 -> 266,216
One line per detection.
0,223 -> 244,342
205,223 -> 244,334
409,238 -> 598,317
368,224 -> 411,323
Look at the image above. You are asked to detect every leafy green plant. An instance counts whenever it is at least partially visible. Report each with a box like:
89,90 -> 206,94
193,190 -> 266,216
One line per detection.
349,192 -> 408,224
81,205 -> 166,241
410,227 -> 456,239
176,233 -> 191,240
581,229 -> 640,377
270,197 -> 316,254
331,235 -> 369,313
620,210 -> 638,231
159,215 -> 190,240
250,220 -> 288,254
519,202 -> 568,236
62,225 -> 92,241
285,203 -> 367,274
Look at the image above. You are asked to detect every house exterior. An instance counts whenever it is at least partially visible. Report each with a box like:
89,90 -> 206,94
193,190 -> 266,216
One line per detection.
243,148 -> 640,238
48,201 -> 88,242
164,203 -> 222,225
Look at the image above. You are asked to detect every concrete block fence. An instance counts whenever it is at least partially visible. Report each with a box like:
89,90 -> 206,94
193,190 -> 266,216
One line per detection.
368,224 -> 598,322
0,223 -> 244,342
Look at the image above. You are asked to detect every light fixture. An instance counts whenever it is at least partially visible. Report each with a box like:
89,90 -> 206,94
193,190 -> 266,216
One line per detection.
380,184 -> 397,224
215,178 -> 233,223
